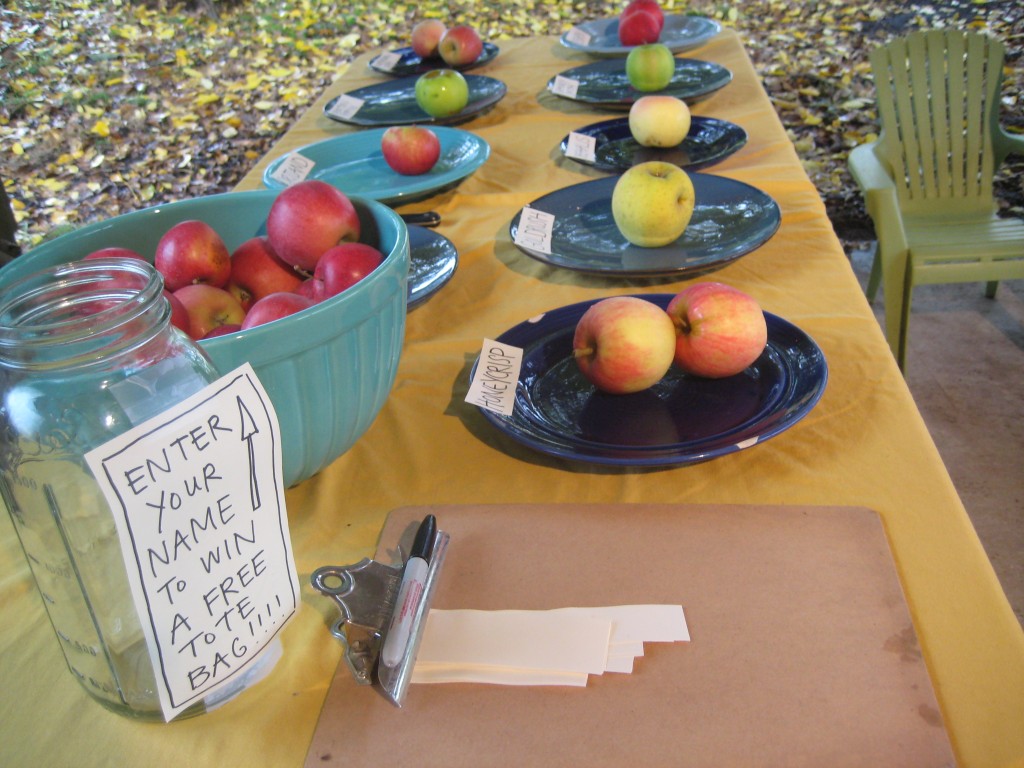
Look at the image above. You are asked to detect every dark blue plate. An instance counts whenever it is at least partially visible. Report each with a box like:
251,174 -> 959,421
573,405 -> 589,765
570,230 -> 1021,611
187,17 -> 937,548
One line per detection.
560,15 -> 722,56
509,173 -> 779,277
560,115 -> 747,172
408,225 -> 457,309
369,42 -> 500,76
546,58 -> 731,109
472,294 -> 827,466
324,74 -> 507,126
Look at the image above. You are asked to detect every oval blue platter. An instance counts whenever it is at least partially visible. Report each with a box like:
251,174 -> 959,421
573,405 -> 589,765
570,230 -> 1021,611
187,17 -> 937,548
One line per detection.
560,14 -> 722,56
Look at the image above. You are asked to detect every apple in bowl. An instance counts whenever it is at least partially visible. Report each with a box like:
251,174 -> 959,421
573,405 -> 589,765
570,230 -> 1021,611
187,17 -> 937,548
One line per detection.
265,179 -> 361,272
611,161 -> 695,247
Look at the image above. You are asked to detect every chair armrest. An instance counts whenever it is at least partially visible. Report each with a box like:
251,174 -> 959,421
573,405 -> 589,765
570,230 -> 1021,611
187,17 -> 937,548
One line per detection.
994,128 -> 1024,166
848,143 -> 908,253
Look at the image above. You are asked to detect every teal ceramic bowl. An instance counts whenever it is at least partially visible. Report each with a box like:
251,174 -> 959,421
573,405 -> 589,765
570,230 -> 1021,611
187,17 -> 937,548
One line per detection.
1,189 -> 410,487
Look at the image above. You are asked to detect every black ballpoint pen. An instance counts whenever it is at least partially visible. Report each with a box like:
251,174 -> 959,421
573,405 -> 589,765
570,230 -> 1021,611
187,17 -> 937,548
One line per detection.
380,514 -> 436,668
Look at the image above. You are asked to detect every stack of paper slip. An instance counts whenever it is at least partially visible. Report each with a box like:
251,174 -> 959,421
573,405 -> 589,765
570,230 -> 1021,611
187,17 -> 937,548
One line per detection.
411,605 -> 689,687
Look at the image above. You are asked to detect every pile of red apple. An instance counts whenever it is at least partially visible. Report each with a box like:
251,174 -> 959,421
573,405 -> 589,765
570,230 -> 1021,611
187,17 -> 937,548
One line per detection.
618,0 -> 666,46
83,180 -> 383,341
410,19 -> 484,67
573,282 -> 768,394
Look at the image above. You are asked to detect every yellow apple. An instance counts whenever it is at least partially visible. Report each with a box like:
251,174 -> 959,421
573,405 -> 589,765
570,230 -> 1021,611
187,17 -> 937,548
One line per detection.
611,161 -> 696,247
629,95 -> 691,148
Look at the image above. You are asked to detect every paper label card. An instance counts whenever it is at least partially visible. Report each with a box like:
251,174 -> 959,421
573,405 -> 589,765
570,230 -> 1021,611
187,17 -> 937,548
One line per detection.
85,363 -> 300,721
465,339 -> 523,417
269,153 -> 315,186
564,27 -> 592,47
373,51 -> 402,71
327,94 -> 364,120
564,131 -> 597,163
549,75 -> 580,99
513,206 -> 555,255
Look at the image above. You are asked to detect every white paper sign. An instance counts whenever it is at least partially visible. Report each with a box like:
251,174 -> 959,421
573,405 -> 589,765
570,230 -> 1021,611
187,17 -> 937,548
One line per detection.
564,27 -> 592,47
86,363 -> 299,721
549,75 -> 580,99
564,131 -> 597,163
513,206 -> 555,255
269,153 -> 315,186
465,339 -> 523,416
372,51 -> 402,71
327,94 -> 364,120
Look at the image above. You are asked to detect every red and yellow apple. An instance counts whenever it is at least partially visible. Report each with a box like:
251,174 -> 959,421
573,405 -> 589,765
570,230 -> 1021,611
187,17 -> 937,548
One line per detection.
154,220 -> 231,291
414,68 -> 469,118
266,180 -> 360,272
611,161 -> 695,247
381,126 -> 441,175
438,24 -> 483,67
165,289 -> 191,336
173,283 -> 246,339
629,94 -> 691,148
241,292 -> 316,330
625,43 -> 675,92
572,296 -> 677,394
307,243 -> 384,300
666,282 -> 768,378
411,19 -> 447,59
226,236 -> 303,311
618,2 -> 663,46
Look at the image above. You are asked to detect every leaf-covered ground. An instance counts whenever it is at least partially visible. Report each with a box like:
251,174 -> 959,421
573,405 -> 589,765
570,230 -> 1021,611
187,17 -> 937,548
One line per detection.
2,0 -> 1022,252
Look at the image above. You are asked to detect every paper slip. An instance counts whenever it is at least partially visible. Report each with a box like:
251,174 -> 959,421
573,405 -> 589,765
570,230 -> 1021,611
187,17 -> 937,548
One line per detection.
549,75 -> 580,99
412,605 -> 688,687
564,131 -> 597,163
327,94 -> 364,121
269,153 -> 315,186
512,206 -> 555,255
464,339 -> 523,417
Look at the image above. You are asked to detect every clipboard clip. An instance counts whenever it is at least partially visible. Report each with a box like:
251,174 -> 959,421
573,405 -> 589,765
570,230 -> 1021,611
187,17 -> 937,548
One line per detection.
310,526 -> 449,707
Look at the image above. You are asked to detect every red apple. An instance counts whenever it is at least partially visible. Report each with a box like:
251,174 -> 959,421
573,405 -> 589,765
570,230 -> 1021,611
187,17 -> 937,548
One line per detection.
438,25 -> 483,67
266,180 -> 361,273
624,0 -> 665,33
154,220 -> 231,291
165,289 -> 191,336
666,282 -> 768,378
201,323 -> 242,339
84,247 -> 146,261
381,126 -> 441,176
293,277 -> 326,303
173,284 -> 246,340
618,8 -> 662,46
226,236 -> 303,311
310,243 -> 384,299
572,296 -> 676,394
411,19 -> 447,59
240,292 -> 316,330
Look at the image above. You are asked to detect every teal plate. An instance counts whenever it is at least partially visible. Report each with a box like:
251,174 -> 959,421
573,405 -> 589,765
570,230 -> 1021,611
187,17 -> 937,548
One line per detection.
262,127 -> 490,204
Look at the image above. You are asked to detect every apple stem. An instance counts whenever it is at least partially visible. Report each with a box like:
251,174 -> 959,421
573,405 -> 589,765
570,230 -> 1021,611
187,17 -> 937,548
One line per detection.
573,346 -> 594,359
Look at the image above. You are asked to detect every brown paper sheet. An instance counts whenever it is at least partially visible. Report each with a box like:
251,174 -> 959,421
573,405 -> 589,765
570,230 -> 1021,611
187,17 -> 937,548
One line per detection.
306,504 -> 954,767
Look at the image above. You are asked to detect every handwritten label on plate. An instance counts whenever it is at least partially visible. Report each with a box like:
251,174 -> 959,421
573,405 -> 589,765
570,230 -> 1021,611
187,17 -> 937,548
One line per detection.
85,363 -> 299,721
564,131 -> 597,163
327,94 -> 365,121
269,153 -> 315,186
550,75 -> 580,99
564,27 -> 592,47
513,206 -> 555,255
373,51 -> 402,71
465,339 -> 523,417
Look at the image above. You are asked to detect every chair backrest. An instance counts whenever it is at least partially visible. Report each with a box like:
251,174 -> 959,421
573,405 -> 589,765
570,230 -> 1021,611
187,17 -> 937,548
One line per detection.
870,29 -> 1005,217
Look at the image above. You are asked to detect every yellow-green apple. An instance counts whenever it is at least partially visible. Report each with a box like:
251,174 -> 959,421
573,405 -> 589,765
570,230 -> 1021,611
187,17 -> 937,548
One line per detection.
666,282 -> 769,378
154,220 -> 231,291
381,126 -> 441,175
227,236 -> 303,311
308,243 -> 384,299
611,161 -> 695,247
266,180 -> 360,273
625,43 -> 674,92
618,5 -> 661,46
629,94 -> 691,147
411,19 -> 446,59
173,283 -> 246,340
414,68 -> 469,118
438,25 -> 483,67
572,296 -> 677,394
240,292 -> 316,330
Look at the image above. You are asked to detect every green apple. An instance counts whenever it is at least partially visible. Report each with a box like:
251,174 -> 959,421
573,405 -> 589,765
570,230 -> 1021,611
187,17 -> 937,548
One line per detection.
625,43 -> 675,92
611,161 -> 695,248
629,94 -> 691,148
414,68 -> 469,118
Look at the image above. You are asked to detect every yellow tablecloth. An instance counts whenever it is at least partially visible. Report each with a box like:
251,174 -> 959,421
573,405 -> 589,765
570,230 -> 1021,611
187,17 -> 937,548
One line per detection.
2,32 -> 1022,768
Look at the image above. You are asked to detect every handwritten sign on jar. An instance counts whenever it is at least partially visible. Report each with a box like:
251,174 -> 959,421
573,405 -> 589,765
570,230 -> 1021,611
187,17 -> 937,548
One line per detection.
86,363 -> 299,721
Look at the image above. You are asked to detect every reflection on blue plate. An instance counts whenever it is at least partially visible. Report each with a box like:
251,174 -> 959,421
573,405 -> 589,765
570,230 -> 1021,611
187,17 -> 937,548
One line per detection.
261,127 -> 489,204
472,295 -> 827,466
561,116 -> 747,172
509,173 -> 779,278
408,225 -> 458,309
324,74 -> 507,126
560,15 -> 722,56
369,42 -> 500,76
547,58 -> 731,109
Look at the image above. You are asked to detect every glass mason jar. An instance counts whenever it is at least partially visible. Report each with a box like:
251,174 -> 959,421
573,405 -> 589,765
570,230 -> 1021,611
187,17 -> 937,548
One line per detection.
0,257 -> 275,720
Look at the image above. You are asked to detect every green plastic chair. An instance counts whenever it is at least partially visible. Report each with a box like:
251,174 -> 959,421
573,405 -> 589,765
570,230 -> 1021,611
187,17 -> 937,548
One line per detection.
848,29 -> 1024,369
